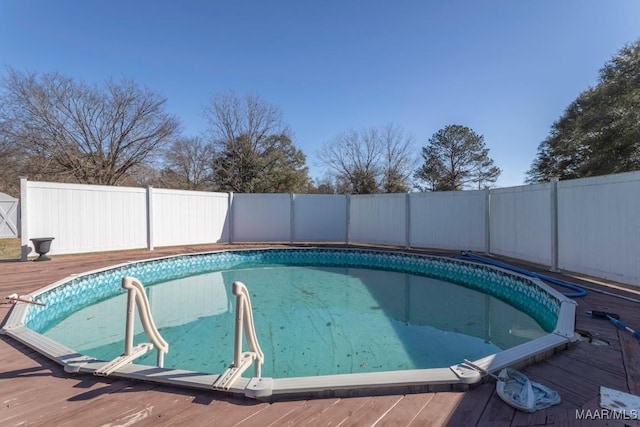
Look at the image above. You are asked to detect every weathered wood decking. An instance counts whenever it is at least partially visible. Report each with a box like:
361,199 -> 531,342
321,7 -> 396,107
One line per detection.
1,244 -> 640,426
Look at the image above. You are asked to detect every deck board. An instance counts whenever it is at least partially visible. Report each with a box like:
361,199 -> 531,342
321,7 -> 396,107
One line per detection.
562,344 -> 627,378
340,394 -> 404,426
1,244 -> 639,426
299,396 -> 372,426
619,329 -> 640,395
444,382 -> 494,427
375,393 -> 434,426
235,400 -> 306,426
142,393 -> 269,427
411,392 -> 464,427
544,351 -> 628,390
474,389 -> 516,427
267,397 -> 341,426
44,383 -> 161,426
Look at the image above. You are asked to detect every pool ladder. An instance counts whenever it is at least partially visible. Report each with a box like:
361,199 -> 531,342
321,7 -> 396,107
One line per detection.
213,281 -> 269,396
94,277 -> 169,376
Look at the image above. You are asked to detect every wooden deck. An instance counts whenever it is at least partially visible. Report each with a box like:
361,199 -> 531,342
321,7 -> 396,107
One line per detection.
1,244 -> 640,426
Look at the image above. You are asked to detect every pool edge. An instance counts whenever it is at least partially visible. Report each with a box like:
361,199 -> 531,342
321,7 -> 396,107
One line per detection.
1,246 -> 576,400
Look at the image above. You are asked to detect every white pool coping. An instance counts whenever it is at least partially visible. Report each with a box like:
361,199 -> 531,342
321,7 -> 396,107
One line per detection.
1,248 -> 577,399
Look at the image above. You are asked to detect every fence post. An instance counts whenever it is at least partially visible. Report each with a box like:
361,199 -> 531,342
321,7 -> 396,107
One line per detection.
550,178 -> 559,272
484,189 -> 491,255
345,194 -> 351,245
290,193 -> 295,244
19,177 -> 28,261
146,186 -> 154,250
405,193 -> 411,249
228,192 -> 234,244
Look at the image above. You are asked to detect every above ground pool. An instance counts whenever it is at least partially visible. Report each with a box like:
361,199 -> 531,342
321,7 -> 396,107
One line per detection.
2,247 -> 576,399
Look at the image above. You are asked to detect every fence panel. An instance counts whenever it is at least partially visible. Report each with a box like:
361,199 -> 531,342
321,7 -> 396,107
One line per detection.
0,192 -> 19,238
558,172 -> 640,286
350,194 -> 406,246
26,181 -> 147,255
293,194 -> 347,242
489,183 -> 551,266
232,193 -> 291,242
20,174 -> 640,286
410,191 -> 486,251
152,189 -> 229,247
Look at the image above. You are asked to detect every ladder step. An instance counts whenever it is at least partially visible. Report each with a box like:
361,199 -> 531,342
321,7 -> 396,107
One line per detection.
94,343 -> 154,377
212,352 -> 256,390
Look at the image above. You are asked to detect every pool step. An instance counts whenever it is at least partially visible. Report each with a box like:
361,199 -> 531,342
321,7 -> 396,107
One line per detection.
94,343 -> 154,377
213,351 -> 259,390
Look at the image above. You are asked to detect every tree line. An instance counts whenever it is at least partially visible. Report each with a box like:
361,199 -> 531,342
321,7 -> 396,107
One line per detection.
526,39 -> 640,182
3,37 -> 639,198
0,68 -> 502,197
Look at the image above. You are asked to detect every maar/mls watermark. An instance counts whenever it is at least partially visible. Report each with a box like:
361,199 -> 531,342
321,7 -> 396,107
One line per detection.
576,408 -> 639,420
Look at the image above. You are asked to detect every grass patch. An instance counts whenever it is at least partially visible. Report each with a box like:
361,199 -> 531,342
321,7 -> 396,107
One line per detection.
0,238 -> 21,259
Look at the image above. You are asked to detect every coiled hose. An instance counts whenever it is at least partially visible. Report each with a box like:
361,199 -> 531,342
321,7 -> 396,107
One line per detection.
456,251 -> 587,298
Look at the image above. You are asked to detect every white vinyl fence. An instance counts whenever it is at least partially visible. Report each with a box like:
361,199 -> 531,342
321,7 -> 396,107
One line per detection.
410,190 -> 487,251
489,183 -> 552,266
22,180 -> 148,255
231,193 -> 292,242
292,194 -> 347,242
350,194 -> 407,246
152,188 -> 229,248
557,172 -> 640,285
18,170 -> 640,286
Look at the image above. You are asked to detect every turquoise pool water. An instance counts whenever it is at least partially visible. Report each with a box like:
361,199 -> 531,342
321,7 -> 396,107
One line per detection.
24,248 -> 561,379
40,261 -> 548,378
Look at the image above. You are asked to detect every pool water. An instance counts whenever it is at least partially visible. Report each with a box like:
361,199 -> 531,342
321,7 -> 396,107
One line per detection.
43,265 -> 546,378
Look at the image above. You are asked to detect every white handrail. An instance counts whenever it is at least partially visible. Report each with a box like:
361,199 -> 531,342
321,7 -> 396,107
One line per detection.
233,281 -> 264,376
94,276 -> 169,376
213,281 -> 265,390
123,276 -> 169,367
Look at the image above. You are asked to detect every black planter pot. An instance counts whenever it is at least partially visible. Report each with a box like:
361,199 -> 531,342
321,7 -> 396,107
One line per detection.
30,237 -> 55,261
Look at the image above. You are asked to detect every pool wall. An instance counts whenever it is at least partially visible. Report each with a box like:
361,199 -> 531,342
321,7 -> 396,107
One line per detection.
23,248 -> 561,334
2,247 -> 576,399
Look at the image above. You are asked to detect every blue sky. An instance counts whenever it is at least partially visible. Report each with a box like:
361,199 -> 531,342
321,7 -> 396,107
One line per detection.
1,0 -> 639,187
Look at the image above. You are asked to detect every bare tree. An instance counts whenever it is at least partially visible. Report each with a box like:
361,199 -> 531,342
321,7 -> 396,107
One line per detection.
206,92 -> 287,146
308,173 -> 338,194
0,69 -> 180,186
161,137 -> 214,190
317,124 -> 416,194
318,128 -> 380,194
380,124 -> 417,192
204,92 -> 310,192
0,120 -> 22,196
